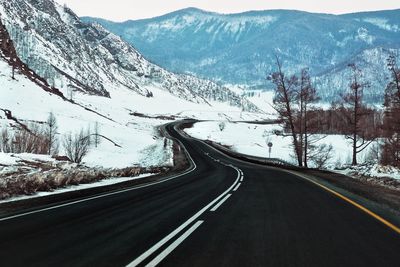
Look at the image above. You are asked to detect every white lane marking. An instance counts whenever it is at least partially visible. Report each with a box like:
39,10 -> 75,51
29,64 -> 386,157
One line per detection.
145,220 -> 204,267
0,137 -> 198,222
210,194 -> 232,212
240,175 -> 244,182
126,168 -> 240,267
233,183 -> 241,192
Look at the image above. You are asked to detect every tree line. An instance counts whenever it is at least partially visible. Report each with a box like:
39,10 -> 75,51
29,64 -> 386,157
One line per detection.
0,112 -> 102,164
269,53 -> 400,168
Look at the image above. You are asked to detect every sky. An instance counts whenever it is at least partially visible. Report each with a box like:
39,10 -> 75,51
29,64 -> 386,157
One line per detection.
54,0 -> 400,22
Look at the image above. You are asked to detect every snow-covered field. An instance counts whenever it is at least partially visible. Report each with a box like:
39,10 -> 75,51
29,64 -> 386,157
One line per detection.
185,121 -> 366,166
244,90 -> 277,116
184,121 -> 400,181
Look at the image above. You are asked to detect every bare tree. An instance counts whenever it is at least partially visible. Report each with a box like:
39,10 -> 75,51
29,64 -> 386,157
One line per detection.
309,144 -> 333,169
63,129 -> 91,163
93,121 -> 100,148
10,39 -> 16,80
67,87 -> 74,101
382,53 -> 400,166
45,112 -> 58,155
3,124 -> 49,154
269,56 -> 303,167
0,128 -> 11,153
297,68 -> 320,167
341,63 -> 373,165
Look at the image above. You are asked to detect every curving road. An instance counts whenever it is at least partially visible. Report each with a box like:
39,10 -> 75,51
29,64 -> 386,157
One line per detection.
0,122 -> 399,267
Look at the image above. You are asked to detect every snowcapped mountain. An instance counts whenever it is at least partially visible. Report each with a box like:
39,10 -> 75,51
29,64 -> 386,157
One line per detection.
0,0 -> 257,111
83,8 -> 400,102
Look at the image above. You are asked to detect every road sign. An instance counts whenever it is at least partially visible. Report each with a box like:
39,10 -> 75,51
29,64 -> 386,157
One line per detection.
267,142 -> 273,158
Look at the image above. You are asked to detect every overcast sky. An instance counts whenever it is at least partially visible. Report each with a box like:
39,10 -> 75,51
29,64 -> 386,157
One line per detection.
54,0 -> 400,22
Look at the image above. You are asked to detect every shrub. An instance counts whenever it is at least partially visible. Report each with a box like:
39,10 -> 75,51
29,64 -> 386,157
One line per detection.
63,129 -> 91,163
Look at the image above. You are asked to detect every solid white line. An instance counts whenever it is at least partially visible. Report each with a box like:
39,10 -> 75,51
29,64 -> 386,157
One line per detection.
210,194 -> 232,212
240,175 -> 244,182
0,169 -> 194,222
145,221 -> 204,267
126,169 -> 240,267
0,135 -> 198,222
233,183 -> 241,192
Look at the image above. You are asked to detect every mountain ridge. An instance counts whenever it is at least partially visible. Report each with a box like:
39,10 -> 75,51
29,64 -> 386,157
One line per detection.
83,7 -> 400,103
83,7 -> 400,23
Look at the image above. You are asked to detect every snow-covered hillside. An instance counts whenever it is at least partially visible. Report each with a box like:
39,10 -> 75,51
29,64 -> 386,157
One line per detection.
84,8 -> 400,102
0,43 -> 262,169
0,0 -> 258,111
0,0 -> 265,173
0,31 -> 263,199
0,55 -> 172,168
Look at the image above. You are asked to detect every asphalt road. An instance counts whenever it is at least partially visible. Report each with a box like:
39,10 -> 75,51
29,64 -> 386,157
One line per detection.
0,123 -> 399,267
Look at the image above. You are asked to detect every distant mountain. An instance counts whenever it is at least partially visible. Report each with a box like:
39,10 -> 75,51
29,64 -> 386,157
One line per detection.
83,8 -> 400,102
0,1 -> 258,111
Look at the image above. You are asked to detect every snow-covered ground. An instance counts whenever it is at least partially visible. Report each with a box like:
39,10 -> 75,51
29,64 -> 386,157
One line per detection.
184,121 -> 400,181
185,121 -> 363,166
335,164 -> 400,180
0,18 -> 266,200
224,87 -> 278,119
244,90 -> 277,116
0,58 -> 263,171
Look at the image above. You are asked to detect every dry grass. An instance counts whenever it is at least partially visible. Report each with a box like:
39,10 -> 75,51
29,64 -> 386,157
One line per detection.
0,161 -> 167,200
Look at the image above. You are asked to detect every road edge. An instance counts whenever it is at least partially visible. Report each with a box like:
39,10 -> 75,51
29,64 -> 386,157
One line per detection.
178,122 -> 400,232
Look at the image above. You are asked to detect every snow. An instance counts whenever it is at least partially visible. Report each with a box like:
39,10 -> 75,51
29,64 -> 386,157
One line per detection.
335,164 -> 400,181
245,90 -> 277,117
0,50 -> 264,170
0,153 -> 19,166
0,57 -> 170,169
0,173 -> 155,204
363,18 -> 400,32
0,0 -> 257,116
186,121 -> 400,181
185,121 -> 374,167
356,27 -> 375,44
143,11 -> 276,38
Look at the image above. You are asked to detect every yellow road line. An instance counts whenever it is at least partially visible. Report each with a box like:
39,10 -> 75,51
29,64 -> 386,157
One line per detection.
290,171 -> 400,235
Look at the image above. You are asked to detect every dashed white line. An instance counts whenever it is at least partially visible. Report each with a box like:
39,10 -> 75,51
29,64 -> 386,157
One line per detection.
233,183 -> 241,192
210,194 -> 232,212
126,170 -> 240,267
145,221 -> 204,267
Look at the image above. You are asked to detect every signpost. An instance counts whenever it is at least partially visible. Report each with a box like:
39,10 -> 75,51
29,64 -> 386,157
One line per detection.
267,142 -> 273,158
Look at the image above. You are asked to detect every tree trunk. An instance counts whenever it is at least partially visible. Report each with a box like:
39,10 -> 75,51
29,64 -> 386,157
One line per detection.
287,102 -> 302,167
352,132 -> 357,165
304,106 -> 308,168
352,79 -> 359,166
